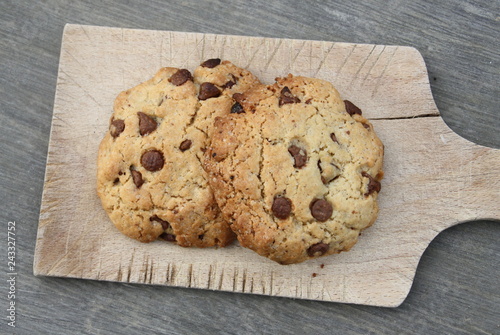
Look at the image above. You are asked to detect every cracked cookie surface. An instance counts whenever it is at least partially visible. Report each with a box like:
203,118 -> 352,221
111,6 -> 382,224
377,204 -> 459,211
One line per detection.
97,60 -> 260,246
204,75 -> 384,263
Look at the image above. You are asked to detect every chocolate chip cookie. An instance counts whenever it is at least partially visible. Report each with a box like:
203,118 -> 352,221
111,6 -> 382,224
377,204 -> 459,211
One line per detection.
97,59 -> 260,246
204,74 -> 384,263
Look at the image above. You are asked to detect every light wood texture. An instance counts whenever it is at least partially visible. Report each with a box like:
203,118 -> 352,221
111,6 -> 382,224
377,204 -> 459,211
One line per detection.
33,24 -> 500,307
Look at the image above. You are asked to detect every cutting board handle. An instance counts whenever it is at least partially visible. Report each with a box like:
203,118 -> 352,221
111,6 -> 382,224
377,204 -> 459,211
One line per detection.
371,44 -> 500,237
432,115 -> 500,228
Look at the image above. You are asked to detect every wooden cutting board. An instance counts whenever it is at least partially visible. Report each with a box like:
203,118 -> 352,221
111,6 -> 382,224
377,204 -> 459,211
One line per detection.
34,24 -> 500,307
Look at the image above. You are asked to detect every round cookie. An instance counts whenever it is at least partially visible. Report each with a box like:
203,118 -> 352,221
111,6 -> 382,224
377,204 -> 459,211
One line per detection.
97,59 -> 261,246
203,74 -> 384,263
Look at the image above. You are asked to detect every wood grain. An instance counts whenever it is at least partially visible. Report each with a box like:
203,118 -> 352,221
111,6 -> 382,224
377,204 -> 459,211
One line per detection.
33,24 -> 500,307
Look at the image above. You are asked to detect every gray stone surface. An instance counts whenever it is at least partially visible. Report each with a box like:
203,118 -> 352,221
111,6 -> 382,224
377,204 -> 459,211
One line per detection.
0,1 -> 498,334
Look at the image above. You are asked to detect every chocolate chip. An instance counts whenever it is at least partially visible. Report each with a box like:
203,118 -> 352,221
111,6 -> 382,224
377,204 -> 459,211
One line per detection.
198,82 -> 221,100
310,199 -> 333,222
272,196 -> 292,219
307,243 -> 330,257
198,234 -> 204,240
223,74 -> 238,89
179,139 -> 192,151
288,145 -> 307,168
169,69 -> 193,86
362,123 -> 371,130
110,119 -> 125,138
230,102 -> 245,114
361,172 -> 381,196
224,80 -> 236,89
131,169 -> 144,188
141,150 -> 164,171
279,86 -> 301,106
160,233 -> 176,242
200,58 -> 221,68
150,215 -> 169,230
344,100 -> 362,116
137,112 -> 157,136
232,93 -> 244,103
330,132 -> 338,143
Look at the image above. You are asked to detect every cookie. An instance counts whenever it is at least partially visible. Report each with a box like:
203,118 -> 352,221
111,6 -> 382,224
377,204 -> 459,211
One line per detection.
97,59 -> 261,246
203,74 -> 384,263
